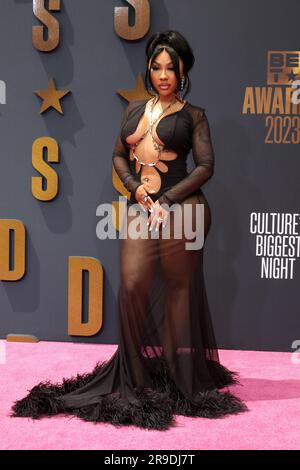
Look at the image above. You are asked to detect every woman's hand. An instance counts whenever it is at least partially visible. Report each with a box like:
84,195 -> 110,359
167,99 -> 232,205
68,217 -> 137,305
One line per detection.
147,200 -> 169,232
134,184 -> 155,212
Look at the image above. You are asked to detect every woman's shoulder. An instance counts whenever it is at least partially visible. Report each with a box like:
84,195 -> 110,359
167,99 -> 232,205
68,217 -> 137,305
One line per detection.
185,101 -> 206,118
126,98 -> 149,114
124,98 -> 207,122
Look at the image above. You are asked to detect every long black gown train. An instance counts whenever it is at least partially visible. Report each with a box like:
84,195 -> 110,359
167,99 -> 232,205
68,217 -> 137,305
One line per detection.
11,98 -> 248,430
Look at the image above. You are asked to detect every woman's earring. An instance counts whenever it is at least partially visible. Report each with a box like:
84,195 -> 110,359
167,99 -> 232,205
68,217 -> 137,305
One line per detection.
177,75 -> 186,101
147,74 -> 157,96
180,75 -> 185,91
149,84 -> 158,97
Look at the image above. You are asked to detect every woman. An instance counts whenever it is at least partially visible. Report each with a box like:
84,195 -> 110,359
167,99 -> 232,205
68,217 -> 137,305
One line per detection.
11,30 -> 248,430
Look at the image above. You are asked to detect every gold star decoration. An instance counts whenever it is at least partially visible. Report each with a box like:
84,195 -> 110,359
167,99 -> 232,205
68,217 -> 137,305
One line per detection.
116,72 -> 153,103
34,77 -> 70,114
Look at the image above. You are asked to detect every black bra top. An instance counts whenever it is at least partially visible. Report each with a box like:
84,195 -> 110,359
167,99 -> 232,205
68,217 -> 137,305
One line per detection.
121,100 -> 193,156
112,98 -> 215,206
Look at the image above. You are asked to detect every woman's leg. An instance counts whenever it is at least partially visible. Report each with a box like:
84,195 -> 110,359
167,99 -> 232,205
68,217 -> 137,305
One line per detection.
158,193 -> 212,389
118,205 -> 159,389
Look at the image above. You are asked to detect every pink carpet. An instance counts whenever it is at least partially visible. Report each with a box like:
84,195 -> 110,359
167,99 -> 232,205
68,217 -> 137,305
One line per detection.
0,340 -> 299,450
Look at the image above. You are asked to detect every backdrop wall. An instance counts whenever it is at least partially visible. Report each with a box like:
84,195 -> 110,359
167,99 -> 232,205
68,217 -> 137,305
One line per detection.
0,0 -> 299,352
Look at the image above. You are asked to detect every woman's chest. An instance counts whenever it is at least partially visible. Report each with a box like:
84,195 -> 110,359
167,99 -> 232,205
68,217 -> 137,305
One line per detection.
121,104 -> 193,155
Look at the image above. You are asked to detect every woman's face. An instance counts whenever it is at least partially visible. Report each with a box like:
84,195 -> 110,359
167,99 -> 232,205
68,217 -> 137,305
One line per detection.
149,48 -> 184,99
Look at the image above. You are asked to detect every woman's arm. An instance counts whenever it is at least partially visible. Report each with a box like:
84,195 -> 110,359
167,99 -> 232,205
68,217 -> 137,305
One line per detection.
158,108 -> 215,207
112,102 -> 141,197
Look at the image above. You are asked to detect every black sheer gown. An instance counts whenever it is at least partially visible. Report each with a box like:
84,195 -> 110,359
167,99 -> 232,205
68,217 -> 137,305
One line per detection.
11,98 -> 248,430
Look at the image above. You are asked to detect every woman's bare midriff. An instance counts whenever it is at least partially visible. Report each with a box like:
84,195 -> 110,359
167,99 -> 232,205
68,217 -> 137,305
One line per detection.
125,98 -> 186,194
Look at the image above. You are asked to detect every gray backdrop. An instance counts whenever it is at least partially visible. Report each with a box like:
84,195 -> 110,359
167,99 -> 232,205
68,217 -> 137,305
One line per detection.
0,0 -> 299,352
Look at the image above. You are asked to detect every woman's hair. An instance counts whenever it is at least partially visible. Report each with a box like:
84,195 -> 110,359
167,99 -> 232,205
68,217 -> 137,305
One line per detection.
144,30 -> 195,98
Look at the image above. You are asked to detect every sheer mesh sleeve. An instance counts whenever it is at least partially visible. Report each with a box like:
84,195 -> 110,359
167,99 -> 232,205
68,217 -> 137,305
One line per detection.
112,102 -> 142,197
158,108 -> 215,207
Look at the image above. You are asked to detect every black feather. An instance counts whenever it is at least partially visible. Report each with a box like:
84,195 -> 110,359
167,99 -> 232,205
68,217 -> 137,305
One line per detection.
11,357 -> 248,430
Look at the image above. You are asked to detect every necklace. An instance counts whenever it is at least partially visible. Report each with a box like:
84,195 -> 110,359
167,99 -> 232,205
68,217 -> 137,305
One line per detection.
132,95 -> 179,167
